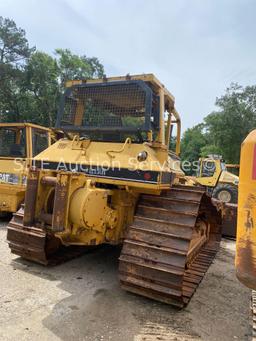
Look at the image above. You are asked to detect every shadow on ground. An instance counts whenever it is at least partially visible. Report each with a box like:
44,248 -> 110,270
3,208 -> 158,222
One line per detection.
12,245 -> 199,341
0,213 -> 12,229
9,240 -> 250,341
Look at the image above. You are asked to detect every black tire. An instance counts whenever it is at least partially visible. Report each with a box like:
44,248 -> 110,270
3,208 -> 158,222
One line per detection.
212,183 -> 238,204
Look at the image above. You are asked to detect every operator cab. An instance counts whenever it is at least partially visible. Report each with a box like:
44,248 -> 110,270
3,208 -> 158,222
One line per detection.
56,74 -> 181,155
0,123 -> 51,186
0,126 -> 26,158
0,123 -> 52,213
0,124 -> 50,160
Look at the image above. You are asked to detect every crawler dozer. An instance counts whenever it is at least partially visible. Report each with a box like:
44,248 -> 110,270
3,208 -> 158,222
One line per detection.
0,123 -> 52,214
7,74 -> 221,307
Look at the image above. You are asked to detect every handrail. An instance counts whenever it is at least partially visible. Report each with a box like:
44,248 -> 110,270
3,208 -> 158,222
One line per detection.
106,137 -> 132,158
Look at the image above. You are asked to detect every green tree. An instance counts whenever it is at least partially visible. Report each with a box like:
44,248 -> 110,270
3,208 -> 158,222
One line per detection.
181,83 -> 256,166
181,123 -> 207,163
204,83 -> 256,163
0,16 -> 34,65
0,17 -> 105,126
55,48 -> 104,87
200,144 -> 222,157
21,49 -> 105,126
24,51 -> 59,126
0,16 -> 35,122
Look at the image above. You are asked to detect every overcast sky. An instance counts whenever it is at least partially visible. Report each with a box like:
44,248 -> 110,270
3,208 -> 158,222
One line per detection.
1,0 -> 255,132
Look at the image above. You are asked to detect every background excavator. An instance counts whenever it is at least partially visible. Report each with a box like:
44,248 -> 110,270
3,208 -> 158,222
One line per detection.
7,74 -> 221,308
0,123 -> 52,215
186,155 -> 238,238
236,129 -> 256,337
195,155 -> 239,204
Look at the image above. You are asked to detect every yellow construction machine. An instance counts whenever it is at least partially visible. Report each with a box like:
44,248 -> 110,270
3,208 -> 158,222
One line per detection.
7,74 -> 221,307
235,129 -> 256,335
236,129 -> 256,289
0,123 -> 52,214
196,155 -> 239,203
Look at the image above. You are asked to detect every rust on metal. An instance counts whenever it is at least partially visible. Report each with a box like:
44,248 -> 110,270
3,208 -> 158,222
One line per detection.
236,237 -> 256,290
7,179 -> 221,308
23,169 -> 39,226
119,185 -> 221,307
243,193 -> 256,231
39,212 -> 53,226
212,199 -> 237,238
7,205 -> 55,264
51,173 -> 69,233
6,204 -> 90,265
41,176 -> 57,186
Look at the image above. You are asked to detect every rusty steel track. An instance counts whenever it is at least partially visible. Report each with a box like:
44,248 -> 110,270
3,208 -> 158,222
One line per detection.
7,205 -> 90,266
119,185 -> 221,307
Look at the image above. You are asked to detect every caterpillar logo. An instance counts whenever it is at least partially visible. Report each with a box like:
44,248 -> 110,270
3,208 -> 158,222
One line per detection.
0,173 -> 19,184
0,173 -> 11,183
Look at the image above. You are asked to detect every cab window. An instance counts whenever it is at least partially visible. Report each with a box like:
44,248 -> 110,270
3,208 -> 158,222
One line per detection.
32,129 -> 49,157
220,162 -> 226,171
201,161 -> 216,177
0,127 -> 26,158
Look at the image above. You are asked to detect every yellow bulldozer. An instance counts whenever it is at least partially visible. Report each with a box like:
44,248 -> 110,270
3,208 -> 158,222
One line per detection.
196,155 -> 239,203
0,123 -> 52,215
7,74 -> 221,307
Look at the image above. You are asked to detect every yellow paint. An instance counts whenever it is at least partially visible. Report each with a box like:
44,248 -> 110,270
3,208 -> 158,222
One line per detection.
65,73 -> 181,156
69,181 -> 115,230
74,100 -> 84,126
157,88 -> 165,144
26,74 -> 184,246
219,170 -> 238,185
65,180 -> 135,245
34,139 -> 183,190
236,129 -> 256,289
196,157 -> 238,188
0,123 -> 52,213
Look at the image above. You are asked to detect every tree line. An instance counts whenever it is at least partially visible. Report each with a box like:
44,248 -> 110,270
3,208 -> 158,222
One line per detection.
1,16 -> 256,165
181,83 -> 256,165
0,16 -> 104,126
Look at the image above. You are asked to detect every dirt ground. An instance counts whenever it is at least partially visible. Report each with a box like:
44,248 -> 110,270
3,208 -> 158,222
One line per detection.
0,219 -> 251,341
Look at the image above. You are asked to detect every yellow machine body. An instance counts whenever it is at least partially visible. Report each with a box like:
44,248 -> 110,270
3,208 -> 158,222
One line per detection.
24,75 -> 184,245
236,129 -> 256,290
219,170 -> 239,185
195,156 -> 239,204
196,157 -> 238,187
0,123 -> 51,213
25,73 -> 184,246
30,136 -> 183,246
7,74 -> 222,307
